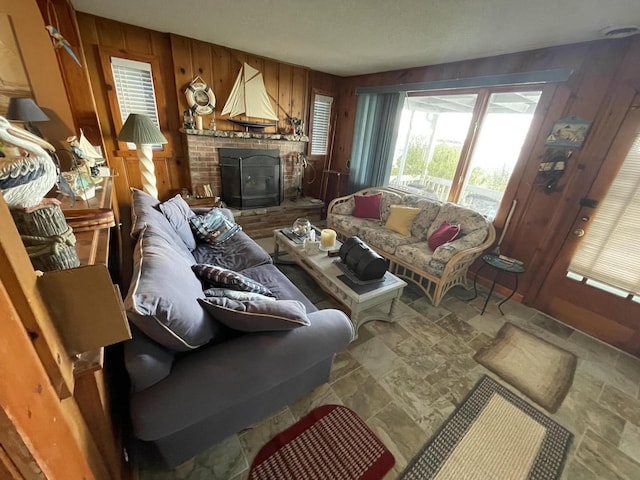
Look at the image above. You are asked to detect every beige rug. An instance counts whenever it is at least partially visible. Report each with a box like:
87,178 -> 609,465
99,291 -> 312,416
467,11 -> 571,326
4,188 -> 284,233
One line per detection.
400,375 -> 572,479
474,322 -> 577,413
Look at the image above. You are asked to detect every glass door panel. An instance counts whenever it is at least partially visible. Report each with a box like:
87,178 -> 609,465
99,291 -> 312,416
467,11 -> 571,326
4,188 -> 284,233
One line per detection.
459,91 -> 542,219
389,94 -> 477,201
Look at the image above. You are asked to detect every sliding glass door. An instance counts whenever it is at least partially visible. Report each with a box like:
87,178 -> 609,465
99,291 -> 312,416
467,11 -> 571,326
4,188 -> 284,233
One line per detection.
389,88 -> 542,219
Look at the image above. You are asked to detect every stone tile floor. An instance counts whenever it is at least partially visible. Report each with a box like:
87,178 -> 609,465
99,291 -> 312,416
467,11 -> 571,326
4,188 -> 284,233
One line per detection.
138,245 -> 640,480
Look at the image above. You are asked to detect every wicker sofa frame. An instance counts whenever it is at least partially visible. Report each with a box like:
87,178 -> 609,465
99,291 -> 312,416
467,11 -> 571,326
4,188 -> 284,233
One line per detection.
327,187 -> 496,307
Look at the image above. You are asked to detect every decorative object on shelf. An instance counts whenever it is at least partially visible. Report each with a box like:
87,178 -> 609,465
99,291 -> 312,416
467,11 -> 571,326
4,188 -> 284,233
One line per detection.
184,76 -> 215,115
221,63 -> 278,130
292,217 -> 312,237
0,116 -> 58,210
6,97 -> 49,138
45,0 -> 81,67
544,116 -> 592,149
64,208 -> 115,232
117,113 -> 167,199
195,114 -> 204,130
10,204 -> 79,271
183,109 -> 195,129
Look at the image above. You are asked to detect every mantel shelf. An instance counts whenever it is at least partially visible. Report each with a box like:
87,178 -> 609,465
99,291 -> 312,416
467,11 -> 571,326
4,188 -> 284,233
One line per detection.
181,128 -> 309,142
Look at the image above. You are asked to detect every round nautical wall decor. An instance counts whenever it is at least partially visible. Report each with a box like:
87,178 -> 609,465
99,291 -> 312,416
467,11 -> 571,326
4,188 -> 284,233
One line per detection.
185,76 -> 216,115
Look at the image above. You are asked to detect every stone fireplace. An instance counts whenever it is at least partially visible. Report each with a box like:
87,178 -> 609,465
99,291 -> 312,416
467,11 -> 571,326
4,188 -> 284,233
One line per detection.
182,130 -> 308,207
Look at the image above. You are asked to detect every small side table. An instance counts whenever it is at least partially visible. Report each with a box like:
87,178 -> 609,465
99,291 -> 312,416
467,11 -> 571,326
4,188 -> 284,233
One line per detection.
472,254 -> 525,315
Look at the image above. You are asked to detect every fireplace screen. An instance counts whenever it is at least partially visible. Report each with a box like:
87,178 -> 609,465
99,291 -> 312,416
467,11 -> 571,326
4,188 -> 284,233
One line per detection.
219,148 -> 281,209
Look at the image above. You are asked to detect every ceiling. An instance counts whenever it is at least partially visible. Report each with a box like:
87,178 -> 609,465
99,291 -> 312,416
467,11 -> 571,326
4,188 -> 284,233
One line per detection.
71,0 -> 640,77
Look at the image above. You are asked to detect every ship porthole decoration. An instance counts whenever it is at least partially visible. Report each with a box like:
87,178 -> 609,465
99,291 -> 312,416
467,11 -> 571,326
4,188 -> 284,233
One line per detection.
185,76 -> 215,115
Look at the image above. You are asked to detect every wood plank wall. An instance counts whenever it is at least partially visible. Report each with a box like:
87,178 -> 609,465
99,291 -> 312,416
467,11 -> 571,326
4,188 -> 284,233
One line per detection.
74,13 -> 337,207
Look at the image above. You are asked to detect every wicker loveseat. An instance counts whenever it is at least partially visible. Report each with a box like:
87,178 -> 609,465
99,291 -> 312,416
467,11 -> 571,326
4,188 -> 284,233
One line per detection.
327,187 -> 496,306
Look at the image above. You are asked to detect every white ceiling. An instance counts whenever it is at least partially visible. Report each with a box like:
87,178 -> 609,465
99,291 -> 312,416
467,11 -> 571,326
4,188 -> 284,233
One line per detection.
71,0 -> 640,76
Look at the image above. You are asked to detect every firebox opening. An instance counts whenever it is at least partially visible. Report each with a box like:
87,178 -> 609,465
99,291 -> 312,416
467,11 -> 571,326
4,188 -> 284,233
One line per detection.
218,148 -> 282,209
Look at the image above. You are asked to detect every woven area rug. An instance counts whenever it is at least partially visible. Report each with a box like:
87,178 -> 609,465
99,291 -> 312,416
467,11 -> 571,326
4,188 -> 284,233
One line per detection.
249,405 -> 394,480
474,322 -> 577,413
401,375 -> 572,480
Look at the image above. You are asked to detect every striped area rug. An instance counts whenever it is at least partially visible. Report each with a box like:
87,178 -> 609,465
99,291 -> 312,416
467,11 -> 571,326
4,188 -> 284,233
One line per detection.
401,375 -> 572,480
249,405 -> 394,480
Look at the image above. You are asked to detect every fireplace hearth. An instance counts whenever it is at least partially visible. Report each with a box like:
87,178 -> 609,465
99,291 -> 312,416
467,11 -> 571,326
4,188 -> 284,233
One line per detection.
219,148 -> 281,209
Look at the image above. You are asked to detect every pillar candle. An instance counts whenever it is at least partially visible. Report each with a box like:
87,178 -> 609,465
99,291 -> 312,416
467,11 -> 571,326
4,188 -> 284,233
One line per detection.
320,229 -> 337,248
195,115 -> 203,130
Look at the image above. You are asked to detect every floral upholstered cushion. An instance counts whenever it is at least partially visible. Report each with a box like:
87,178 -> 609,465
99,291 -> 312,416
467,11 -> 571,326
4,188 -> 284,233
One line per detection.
331,197 -> 355,215
427,202 -> 488,238
430,228 -> 490,264
395,242 -> 436,274
360,227 -> 418,255
401,195 -> 442,240
328,214 -> 381,237
379,190 -> 404,222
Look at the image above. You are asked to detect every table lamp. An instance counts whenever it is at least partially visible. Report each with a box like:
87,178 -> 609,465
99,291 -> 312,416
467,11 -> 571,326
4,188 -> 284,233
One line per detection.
117,113 -> 167,198
6,97 -> 50,138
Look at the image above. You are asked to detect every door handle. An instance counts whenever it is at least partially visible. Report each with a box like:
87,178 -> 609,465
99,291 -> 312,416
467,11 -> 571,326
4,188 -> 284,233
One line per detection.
573,228 -> 585,237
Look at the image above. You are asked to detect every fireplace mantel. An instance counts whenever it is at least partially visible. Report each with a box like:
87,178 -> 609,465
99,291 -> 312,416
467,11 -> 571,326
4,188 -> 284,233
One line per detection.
181,128 -> 309,142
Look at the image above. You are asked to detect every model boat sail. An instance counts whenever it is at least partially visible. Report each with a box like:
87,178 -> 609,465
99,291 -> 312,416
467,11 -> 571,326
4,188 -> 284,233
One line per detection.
221,63 -> 278,129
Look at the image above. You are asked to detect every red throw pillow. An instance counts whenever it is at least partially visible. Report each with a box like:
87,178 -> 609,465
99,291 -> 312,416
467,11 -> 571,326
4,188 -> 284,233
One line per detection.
428,222 -> 461,250
352,193 -> 382,220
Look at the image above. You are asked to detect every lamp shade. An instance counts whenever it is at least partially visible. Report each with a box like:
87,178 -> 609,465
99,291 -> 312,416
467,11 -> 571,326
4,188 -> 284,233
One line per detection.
117,113 -> 167,145
7,97 -> 50,122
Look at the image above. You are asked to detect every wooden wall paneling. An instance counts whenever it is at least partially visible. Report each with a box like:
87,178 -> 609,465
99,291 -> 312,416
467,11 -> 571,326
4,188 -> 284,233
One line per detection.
0,445 -> 25,480
122,22 -> 153,55
263,58 -> 280,122
278,63 -> 293,129
291,66 -> 309,123
170,35 -> 194,116
94,16 -> 126,49
507,39 -> 633,298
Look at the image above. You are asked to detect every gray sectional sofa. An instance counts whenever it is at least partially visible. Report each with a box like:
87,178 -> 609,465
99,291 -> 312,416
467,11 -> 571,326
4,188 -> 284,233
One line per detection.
122,189 -> 353,467
328,187 -> 496,306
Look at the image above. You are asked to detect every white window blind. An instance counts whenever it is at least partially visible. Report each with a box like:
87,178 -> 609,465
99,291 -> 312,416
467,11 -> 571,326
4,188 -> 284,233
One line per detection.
110,57 -> 161,148
310,94 -> 333,155
568,130 -> 640,296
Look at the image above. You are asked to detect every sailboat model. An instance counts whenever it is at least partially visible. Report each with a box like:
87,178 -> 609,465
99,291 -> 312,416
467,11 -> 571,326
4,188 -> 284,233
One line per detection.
221,63 -> 279,130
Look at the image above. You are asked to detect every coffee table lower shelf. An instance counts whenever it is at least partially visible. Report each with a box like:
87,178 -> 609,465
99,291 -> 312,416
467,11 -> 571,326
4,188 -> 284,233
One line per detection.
274,230 -> 406,340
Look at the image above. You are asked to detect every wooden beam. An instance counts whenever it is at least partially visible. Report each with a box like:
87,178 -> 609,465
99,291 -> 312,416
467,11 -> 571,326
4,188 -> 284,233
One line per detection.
0,196 -> 74,398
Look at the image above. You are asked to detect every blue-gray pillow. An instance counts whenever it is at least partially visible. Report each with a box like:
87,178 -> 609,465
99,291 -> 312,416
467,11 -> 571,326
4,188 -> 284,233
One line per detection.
124,225 -> 220,351
159,194 -> 196,251
203,288 -> 276,302
198,297 -> 310,332
193,264 -> 273,297
190,208 -> 241,244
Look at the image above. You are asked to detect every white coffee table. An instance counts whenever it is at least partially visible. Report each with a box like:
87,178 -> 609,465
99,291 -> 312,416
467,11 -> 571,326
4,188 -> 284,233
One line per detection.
274,229 -> 406,340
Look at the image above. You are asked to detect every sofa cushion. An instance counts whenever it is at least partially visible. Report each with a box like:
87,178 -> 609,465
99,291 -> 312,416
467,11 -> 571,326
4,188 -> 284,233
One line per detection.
124,225 -> 222,351
379,190 -> 404,222
159,194 -> 196,251
198,297 -> 310,332
239,264 -> 318,313
394,242 -> 438,276
427,202 -> 489,238
328,214 -> 380,238
360,226 -> 418,255
401,195 -> 442,240
130,188 -> 195,264
331,197 -> 354,215
385,205 -> 421,236
428,221 -> 461,250
190,208 -> 241,244
352,193 -> 382,220
203,288 -> 276,302
193,264 -> 274,297
192,230 -> 272,272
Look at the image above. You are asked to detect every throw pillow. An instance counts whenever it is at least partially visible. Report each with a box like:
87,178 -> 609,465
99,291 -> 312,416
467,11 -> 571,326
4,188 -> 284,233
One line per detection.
192,264 -> 274,297
198,297 -> 310,332
384,205 -> 421,236
352,193 -> 382,220
428,221 -> 461,250
203,288 -> 276,302
190,208 -> 241,244
159,194 -> 197,251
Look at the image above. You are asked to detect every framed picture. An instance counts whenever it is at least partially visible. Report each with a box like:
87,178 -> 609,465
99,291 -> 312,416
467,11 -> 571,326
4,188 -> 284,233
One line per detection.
544,116 -> 592,149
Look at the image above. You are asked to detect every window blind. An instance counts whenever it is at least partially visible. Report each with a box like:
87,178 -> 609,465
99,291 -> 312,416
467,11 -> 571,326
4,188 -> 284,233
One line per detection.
111,57 -> 161,148
568,131 -> 640,296
310,94 -> 333,155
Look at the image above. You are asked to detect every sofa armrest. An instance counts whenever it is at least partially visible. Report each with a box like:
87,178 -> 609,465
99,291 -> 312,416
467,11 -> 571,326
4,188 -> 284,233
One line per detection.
432,228 -> 492,263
